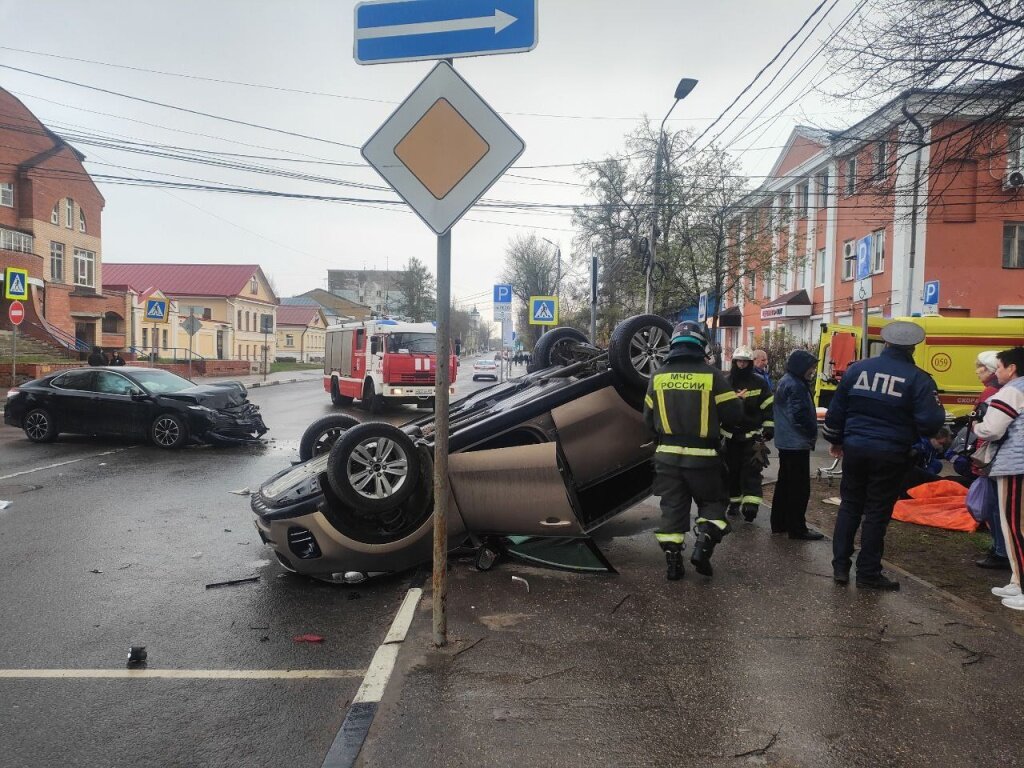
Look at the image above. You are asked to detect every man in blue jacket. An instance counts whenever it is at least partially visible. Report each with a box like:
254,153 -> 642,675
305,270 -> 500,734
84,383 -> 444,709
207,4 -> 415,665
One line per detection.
822,321 -> 946,590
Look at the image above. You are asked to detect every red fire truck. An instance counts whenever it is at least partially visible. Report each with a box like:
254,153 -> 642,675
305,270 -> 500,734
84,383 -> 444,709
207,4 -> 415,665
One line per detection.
323,320 -> 456,412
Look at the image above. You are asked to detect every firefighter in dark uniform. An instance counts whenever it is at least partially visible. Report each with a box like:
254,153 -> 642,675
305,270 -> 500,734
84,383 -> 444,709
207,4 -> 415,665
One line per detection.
723,345 -> 775,521
822,321 -> 946,590
644,321 -> 745,579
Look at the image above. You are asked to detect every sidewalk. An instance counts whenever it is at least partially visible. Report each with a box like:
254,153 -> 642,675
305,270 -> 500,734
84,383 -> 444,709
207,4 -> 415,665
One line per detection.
193,368 -> 323,389
357,500 -> 1024,768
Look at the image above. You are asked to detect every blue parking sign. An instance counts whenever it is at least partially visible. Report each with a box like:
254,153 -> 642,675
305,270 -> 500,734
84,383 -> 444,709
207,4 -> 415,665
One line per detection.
493,284 -> 512,304
856,236 -> 872,281
923,280 -> 940,306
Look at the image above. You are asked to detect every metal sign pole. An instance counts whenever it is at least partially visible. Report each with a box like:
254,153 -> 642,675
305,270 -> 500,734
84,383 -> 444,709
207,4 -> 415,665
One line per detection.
11,320 -> 16,387
433,230 -> 451,647
861,299 -> 869,359
188,308 -> 194,380
590,254 -> 598,342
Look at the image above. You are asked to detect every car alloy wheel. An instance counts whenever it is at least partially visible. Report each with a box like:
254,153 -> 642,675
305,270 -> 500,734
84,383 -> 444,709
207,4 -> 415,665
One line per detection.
627,324 -> 671,378
608,313 -> 674,393
299,414 -> 360,461
24,409 -> 56,442
152,415 -> 186,448
326,422 -> 421,513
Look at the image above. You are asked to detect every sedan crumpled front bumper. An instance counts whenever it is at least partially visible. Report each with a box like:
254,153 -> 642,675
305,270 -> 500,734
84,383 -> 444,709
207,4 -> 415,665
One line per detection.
202,402 -> 268,444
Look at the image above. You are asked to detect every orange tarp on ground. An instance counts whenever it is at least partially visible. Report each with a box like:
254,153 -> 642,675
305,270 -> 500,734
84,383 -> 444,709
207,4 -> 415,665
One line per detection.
893,479 -> 978,532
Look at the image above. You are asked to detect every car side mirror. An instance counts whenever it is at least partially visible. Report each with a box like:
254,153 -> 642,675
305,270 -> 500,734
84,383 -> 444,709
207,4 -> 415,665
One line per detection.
130,390 -> 149,401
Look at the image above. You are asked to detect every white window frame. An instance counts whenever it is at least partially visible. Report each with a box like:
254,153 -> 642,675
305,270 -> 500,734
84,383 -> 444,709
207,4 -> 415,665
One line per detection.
1003,222 -> 1024,268
285,334 -> 295,347
815,248 -> 826,287
796,181 -> 809,218
73,247 -> 95,288
815,171 -> 829,209
250,276 -> 258,294
1010,127 -> 1023,171
842,240 -> 855,281
873,141 -> 887,183
846,157 -> 857,195
50,241 -> 64,282
0,227 -> 33,253
51,203 -> 59,224
0,182 -> 13,207
871,229 -> 885,273
78,208 -> 86,233
65,198 -> 74,230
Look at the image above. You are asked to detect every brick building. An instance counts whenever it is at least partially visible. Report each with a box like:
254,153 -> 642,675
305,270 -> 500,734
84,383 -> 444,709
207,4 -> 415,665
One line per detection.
723,83 -> 1024,356
0,87 -> 127,352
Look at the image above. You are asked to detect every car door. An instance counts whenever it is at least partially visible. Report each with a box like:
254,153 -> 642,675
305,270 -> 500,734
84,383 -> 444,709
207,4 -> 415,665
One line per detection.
90,371 -> 146,437
47,370 -> 97,434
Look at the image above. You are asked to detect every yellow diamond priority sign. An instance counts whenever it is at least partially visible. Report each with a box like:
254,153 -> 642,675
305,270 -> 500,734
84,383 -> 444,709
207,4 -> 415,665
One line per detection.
362,62 -> 525,235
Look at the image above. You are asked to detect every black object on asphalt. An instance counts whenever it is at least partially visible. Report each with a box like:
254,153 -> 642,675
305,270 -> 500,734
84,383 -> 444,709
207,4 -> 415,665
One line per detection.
127,646 -> 147,665
205,576 -> 260,589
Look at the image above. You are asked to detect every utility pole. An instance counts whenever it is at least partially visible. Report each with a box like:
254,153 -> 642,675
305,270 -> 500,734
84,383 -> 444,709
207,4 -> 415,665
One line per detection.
590,253 -> 598,342
902,103 -> 925,318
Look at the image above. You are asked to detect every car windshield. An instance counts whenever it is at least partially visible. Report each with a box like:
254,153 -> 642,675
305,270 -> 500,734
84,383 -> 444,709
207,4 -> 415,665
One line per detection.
129,369 -> 195,394
387,333 -> 435,354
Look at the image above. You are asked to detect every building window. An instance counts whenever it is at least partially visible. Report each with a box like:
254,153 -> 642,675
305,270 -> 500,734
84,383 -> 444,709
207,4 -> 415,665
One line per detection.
73,248 -> 95,288
162,329 -> 168,349
78,209 -> 86,233
846,157 -> 857,195
65,198 -> 74,229
237,310 -> 242,328
50,241 -> 64,282
1010,127 -> 1024,171
0,182 -> 13,207
873,141 -> 887,183
142,328 -> 149,348
797,252 -> 809,290
815,248 -> 826,286
871,229 -> 885,273
250,276 -> 258,294
762,265 -> 773,299
285,334 -> 295,347
842,240 -> 855,280
1003,223 -> 1024,268
0,227 -> 34,253
815,171 -> 829,208
796,181 -> 809,218
51,203 -> 59,224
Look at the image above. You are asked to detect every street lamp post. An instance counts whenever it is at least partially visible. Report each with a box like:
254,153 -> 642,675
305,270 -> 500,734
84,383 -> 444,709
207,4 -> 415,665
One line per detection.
541,237 -> 561,300
646,77 -> 698,315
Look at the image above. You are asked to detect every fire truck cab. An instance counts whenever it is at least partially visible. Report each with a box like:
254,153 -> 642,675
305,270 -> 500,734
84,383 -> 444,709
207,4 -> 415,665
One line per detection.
323,320 -> 456,412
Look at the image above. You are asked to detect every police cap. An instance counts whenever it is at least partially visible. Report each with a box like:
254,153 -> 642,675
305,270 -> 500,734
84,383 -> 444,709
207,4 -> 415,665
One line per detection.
880,321 -> 926,347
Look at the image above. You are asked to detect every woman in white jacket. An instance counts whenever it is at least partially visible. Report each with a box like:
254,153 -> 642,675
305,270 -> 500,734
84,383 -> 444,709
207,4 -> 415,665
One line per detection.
974,346 -> 1024,611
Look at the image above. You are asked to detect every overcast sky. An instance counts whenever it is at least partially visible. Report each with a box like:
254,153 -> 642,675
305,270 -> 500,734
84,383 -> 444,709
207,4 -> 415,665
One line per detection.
0,0 -> 867,324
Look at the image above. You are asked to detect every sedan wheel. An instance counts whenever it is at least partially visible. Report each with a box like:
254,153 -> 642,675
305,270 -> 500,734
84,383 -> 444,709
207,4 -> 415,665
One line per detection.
609,314 -> 674,392
151,413 -> 189,449
298,414 -> 360,461
23,408 -> 59,443
326,422 -> 421,514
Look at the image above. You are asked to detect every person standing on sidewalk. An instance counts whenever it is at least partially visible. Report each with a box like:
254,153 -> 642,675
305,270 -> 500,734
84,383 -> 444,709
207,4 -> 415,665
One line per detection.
770,349 -> 824,540
822,321 -> 945,591
644,321 -> 744,580
971,351 -> 1011,571
972,346 -> 1024,611
723,346 -> 774,521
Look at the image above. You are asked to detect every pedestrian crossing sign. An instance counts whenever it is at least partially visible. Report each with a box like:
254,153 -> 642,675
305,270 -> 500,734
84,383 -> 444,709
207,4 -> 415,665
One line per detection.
4,267 -> 28,300
529,295 -> 558,326
143,291 -> 170,322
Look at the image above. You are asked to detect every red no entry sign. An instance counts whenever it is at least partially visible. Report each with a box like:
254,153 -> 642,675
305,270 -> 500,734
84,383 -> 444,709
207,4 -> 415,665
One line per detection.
8,300 -> 25,325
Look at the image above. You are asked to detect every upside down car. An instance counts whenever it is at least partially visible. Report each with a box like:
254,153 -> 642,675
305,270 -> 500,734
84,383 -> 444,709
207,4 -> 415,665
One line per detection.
251,314 -> 675,582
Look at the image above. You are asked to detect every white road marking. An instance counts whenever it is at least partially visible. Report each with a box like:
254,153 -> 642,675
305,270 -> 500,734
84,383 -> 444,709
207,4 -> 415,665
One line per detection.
0,669 -> 364,680
353,587 -> 422,704
0,449 -> 129,482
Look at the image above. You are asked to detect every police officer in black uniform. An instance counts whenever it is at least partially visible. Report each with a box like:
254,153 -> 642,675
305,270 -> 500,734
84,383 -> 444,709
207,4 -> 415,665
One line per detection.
644,321 -> 744,579
822,321 -> 946,590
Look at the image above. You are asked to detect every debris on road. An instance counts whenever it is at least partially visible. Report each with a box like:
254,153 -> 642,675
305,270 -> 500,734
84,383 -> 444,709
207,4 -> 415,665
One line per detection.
0,500 -> 12,510
205,576 -> 260,590
88,568 -> 103,574
293,634 -> 325,644
511,575 -> 530,593
190,552 -> 203,559
229,488 -> 251,496
127,646 -> 147,666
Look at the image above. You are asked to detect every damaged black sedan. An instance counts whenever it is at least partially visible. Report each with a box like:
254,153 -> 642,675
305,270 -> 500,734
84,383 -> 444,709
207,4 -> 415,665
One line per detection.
3,367 -> 267,448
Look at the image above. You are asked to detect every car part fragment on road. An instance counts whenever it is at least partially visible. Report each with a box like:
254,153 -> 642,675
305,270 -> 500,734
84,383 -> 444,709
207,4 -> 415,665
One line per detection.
293,634 -> 325,644
205,576 -> 260,589
511,575 -> 530,593
127,646 -> 147,665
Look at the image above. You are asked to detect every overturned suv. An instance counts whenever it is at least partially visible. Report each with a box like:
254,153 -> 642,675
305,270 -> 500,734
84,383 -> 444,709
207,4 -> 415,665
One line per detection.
252,314 -> 673,582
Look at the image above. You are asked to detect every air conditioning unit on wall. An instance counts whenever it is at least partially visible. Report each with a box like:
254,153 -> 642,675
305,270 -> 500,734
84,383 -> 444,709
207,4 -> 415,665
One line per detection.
843,241 -> 855,260
1003,170 -> 1024,190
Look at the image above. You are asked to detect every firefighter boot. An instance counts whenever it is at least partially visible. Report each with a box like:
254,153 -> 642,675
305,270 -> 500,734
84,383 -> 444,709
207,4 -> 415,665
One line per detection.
741,503 -> 759,522
690,522 -> 727,577
727,502 -> 741,517
661,543 -> 684,581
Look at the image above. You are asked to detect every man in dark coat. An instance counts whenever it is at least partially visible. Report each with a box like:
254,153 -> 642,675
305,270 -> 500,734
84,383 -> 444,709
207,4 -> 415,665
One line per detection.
87,347 -> 107,366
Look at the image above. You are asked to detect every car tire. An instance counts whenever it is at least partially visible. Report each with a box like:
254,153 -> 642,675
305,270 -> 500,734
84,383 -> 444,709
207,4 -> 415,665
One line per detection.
528,326 -> 589,372
609,313 -> 674,393
151,413 -> 189,449
326,422 -> 421,514
330,378 -> 354,407
23,408 -> 59,443
299,414 -> 361,461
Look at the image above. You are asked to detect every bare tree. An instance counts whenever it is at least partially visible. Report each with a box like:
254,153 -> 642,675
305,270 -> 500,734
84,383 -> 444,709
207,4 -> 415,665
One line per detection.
501,232 -> 558,349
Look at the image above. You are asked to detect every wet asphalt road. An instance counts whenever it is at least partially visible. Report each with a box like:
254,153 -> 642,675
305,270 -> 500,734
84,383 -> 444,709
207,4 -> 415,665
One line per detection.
0,368 -> 500,768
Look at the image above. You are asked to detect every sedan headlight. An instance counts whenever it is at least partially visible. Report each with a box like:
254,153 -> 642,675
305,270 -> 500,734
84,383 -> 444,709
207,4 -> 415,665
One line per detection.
187,405 -> 214,413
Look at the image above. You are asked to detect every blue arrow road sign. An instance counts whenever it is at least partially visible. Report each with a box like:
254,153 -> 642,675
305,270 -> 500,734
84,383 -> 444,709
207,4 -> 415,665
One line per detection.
146,299 -> 168,321
354,0 -> 538,65
856,236 -> 872,281
493,284 -> 512,304
924,280 -> 940,305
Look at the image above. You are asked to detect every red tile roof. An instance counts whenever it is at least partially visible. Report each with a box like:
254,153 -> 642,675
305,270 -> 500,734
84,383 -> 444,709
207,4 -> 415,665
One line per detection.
103,263 -> 273,300
276,305 -> 322,326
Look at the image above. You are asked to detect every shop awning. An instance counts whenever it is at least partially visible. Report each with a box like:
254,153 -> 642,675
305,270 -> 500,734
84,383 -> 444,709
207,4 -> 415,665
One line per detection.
717,305 -> 742,327
760,289 -> 812,320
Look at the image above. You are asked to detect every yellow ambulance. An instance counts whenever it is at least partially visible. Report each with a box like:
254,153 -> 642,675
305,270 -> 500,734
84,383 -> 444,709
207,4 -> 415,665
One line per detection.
814,316 -> 1024,420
